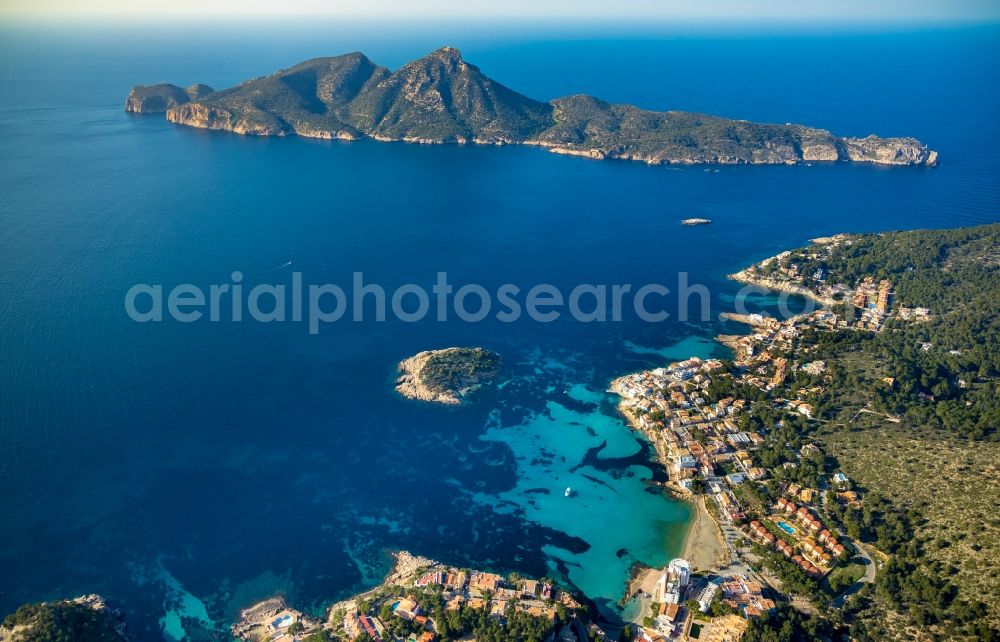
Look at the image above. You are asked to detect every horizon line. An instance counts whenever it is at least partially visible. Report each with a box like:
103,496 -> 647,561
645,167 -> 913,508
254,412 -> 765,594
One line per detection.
3,13 -> 1000,29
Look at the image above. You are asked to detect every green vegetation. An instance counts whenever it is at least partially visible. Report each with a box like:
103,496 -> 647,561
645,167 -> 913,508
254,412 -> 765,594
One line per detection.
794,224 -> 1000,439
447,606 -> 559,642
823,561 -> 866,595
345,48 -> 552,141
366,585 -> 566,642
353,581 -> 581,642
822,427 -> 1000,640
0,601 -> 125,642
692,225 -> 1000,639
540,94 -> 846,164
755,224 -> 1000,640
743,603 -> 834,642
130,48 -> 934,165
420,348 -> 502,395
125,82 -> 213,114
749,543 -> 824,601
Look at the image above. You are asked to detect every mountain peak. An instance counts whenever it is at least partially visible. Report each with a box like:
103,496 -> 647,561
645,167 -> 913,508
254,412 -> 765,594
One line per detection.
428,46 -> 462,62
128,49 -> 937,166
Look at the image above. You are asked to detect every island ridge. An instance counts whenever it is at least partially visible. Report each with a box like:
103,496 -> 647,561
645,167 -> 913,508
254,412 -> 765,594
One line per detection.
126,47 -> 938,167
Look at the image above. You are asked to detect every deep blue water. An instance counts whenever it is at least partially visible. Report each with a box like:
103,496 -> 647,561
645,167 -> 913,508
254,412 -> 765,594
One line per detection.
0,21 -> 998,641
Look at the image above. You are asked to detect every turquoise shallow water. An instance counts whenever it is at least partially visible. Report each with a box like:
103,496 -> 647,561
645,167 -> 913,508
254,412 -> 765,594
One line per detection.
477,382 -> 691,609
0,21 -> 998,641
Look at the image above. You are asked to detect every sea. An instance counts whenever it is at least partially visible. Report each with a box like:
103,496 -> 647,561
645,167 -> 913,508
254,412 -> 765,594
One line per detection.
0,19 -> 997,641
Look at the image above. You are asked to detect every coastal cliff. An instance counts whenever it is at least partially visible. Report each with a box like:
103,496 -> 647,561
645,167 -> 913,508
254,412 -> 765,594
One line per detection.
0,595 -> 127,642
125,83 -> 214,114
127,47 -> 937,167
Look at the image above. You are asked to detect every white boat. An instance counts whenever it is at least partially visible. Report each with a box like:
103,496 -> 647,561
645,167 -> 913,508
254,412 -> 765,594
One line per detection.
564,487 -> 572,497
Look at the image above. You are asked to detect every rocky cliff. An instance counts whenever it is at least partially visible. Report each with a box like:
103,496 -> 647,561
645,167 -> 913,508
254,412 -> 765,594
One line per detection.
125,83 -> 215,114
127,47 -> 937,166
0,595 -> 127,642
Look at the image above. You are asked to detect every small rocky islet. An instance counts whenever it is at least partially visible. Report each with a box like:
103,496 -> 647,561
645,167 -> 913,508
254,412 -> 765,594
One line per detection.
396,347 -> 502,405
125,46 -> 937,167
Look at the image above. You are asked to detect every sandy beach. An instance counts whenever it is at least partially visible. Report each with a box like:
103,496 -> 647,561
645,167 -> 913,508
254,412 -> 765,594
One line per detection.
625,495 -> 727,624
680,496 -> 728,573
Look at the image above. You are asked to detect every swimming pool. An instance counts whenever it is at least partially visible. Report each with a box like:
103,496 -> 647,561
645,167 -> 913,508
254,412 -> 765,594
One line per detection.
271,614 -> 293,629
777,521 -> 796,535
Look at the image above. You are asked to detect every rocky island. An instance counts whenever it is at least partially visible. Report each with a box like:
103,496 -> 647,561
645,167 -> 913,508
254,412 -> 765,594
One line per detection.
396,347 -> 502,405
0,595 -> 128,642
126,47 -> 937,167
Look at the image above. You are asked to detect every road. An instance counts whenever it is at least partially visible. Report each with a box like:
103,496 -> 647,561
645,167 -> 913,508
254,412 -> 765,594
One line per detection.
831,539 -> 877,607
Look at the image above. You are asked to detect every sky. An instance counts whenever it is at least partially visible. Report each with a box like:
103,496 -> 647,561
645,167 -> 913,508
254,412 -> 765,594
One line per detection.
2,0 -> 999,23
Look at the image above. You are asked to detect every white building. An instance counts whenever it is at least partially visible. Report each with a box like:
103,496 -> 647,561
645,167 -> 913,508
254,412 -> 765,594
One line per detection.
697,580 -> 721,613
657,558 -> 692,605
668,558 -> 691,589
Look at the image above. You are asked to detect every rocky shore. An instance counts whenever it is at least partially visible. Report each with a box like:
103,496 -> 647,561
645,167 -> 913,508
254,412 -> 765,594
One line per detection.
728,268 -> 841,307
231,551 -> 439,641
124,83 -> 214,114
395,347 -> 501,405
326,550 -> 440,617
0,595 -> 127,642
230,550 -> 589,642
126,47 -> 938,168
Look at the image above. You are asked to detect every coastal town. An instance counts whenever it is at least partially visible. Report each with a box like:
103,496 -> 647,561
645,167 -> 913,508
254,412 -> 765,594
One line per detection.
229,551 -> 591,642
227,550 -> 778,642
5,225 -> 997,642
229,238 -> 914,642
604,235 -> 944,641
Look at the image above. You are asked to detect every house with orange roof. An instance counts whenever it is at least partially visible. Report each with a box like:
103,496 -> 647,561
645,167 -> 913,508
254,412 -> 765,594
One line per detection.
489,599 -> 508,619
470,571 -> 504,592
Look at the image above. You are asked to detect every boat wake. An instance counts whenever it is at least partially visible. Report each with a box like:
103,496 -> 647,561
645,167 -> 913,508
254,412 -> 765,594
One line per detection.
261,260 -> 293,273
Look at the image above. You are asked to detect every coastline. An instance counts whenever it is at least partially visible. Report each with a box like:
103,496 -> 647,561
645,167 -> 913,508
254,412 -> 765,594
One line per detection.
728,268 -> 839,307
326,550 -> 438,617
231,549 -> 589,641
610,391 -> 729,575
395,347 -> 501,405
611,264 -> 794,595
622,496 -> 726,625
680,495 -> 728,573
395,351 -> 463,405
